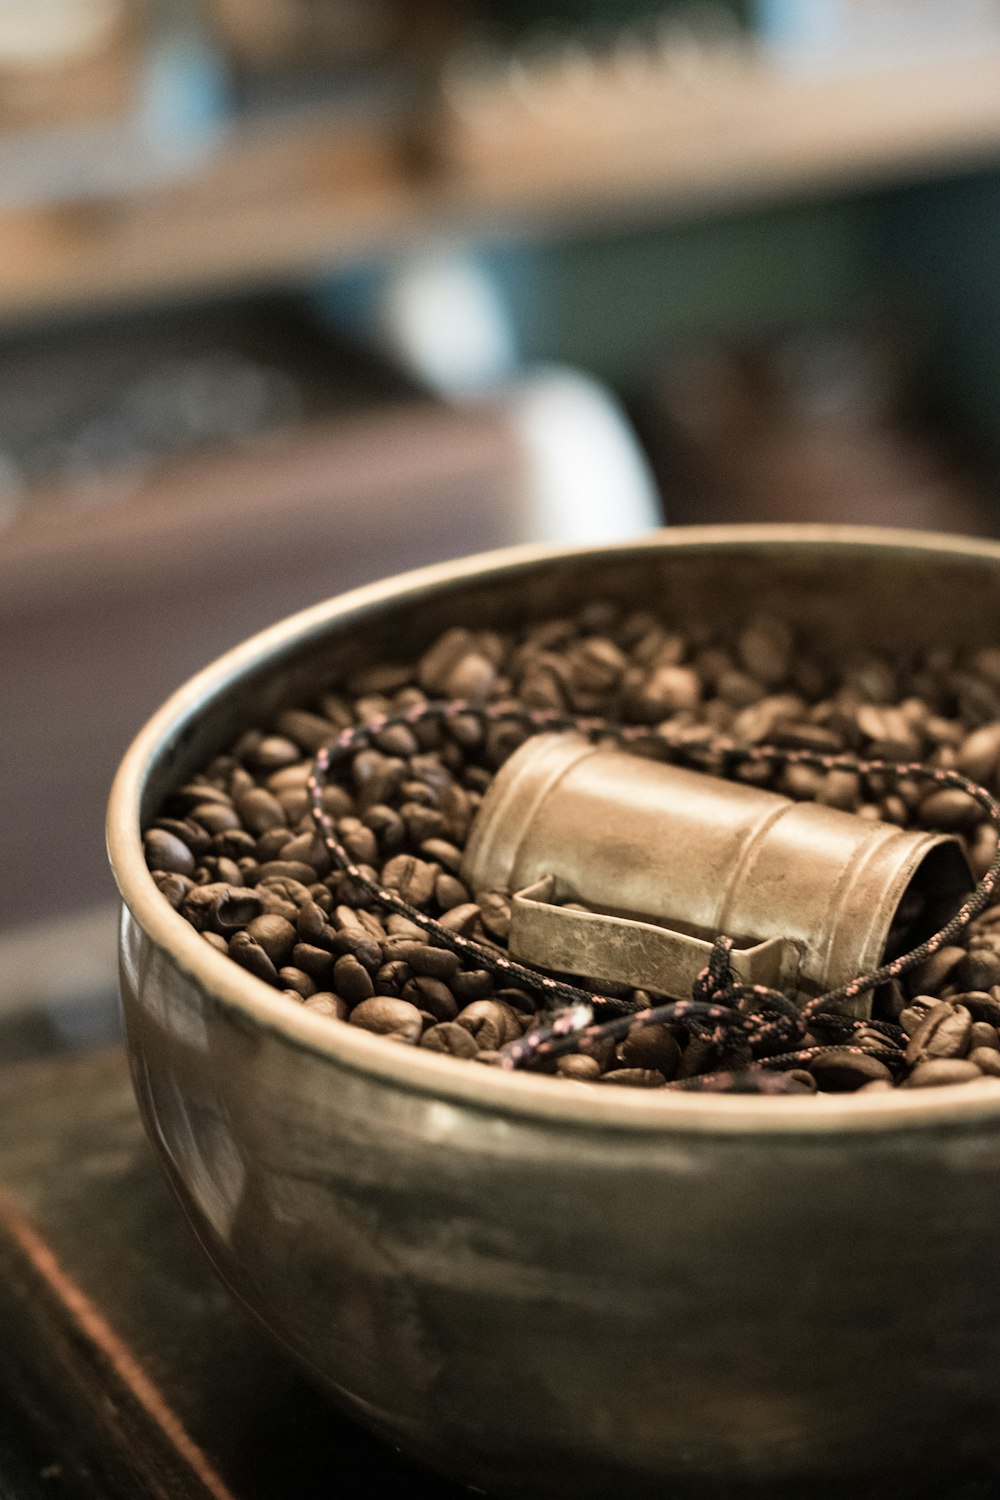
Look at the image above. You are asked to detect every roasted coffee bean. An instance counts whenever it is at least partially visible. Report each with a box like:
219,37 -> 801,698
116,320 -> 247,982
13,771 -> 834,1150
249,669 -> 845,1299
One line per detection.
246,914 -> 296,967
905,946 -> 966,998
333,953 -> 375,1004
381,855 -> 439,909
375,960 -> 412,994
556,1054 -> 604,1081
250,735 -> 301,772
970,1047 -> 1000,1075
418,628 -> 496,701
956,720 -> 1000,783
810,1050 -> 894,1092
291,943 -> 336,984
455,1000 -> 521,1050
152,870 -> 194,909
303,992 -> 350,1020
182,883 -> 260,933
255,828 -> 293,863
955,991 -> 1000,1026
401,803 -> 448,844
254,860 -> 317,886
905,1004 -> 972,1065
329,929 -> 382,972
970,1021 -> 1000,1051
281,831 -> 329,875
905,1059 -> 984,1088
228,931 -> 279,985
955,949 -> 1000,992
278,966 -> 317,999
450,969 -> 494,1002
202,931 -> 229,954
144,828 -> 196,877
236,788 -> 287,836
363,805 -> 406,854
349,997 -> 423,1043
274,709 -> 337,754
418,1022 -> 477,1057
155,818 -> 211,859
616,1025 -> 681,1078
438,902 -> 481,934
402,977 -> 457,1023
918,788 -> 982,833
599,1068 -> 666,1088
433,872 -> 468,909
476,891 -> 512,941
190,801 -> 242,835
384,940 -> 460,980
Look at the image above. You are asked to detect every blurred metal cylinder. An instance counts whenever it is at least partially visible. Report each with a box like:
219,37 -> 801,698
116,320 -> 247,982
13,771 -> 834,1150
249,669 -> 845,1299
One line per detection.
462,731 -> 973,1015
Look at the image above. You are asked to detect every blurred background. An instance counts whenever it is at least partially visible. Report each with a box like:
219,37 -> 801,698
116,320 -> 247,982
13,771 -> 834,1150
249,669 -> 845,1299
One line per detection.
4,0 -> 1000,1040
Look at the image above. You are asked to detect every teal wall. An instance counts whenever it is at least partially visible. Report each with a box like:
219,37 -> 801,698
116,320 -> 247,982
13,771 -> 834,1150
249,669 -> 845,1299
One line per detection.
489,196 -> 881,387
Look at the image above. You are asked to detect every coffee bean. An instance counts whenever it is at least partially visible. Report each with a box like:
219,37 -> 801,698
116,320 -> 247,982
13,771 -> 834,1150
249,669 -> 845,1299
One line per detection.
970,1021 -> 1000,1051
382,855 -> 439,909
599,1068 -> 667,1087
375,960 -> 412,995
810,1050 -> 894,1092
455,1000 -> 521,1050
228,931 -> 278,985
918,788 -> 982,833
904,1059 -> 984,1088
191,802 -> 242,835
556,1054 -> 604,1080
955,991 -> 1000,1026
383,940 -> 460,980
274,709 -> 337,754
970,1047 -> 1000,1076
333,953 -> 375,1004
291,943 -> 336,984
250,735 -> 301,772
905,1004 -> 972,1065
278,966 -> 317,999
144,828 -> 196,877
421,1022 -> 479,1057
247,914 -> 296,966
905,946 -> 966,998
303,993 -> 350,1020
476,891 -> 512,941
957,722 -> 1000,783
255,860 -> 318,886
349,997 -> 423,1043
235,788 -> 286,836
202,931 -> 229,954
451,969 -> 494,1002
152,870 -> 194,909
616,1024 -> 681,1078
329,929 -> 381,971
363,805 -> 406,855
402,977 -> 457,1023
439,903 -> 481,934
955,949 -> 1000,992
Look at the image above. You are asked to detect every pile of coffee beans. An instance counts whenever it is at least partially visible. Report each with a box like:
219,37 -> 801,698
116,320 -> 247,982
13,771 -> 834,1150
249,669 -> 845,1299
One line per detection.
145,603 -> 1000,1095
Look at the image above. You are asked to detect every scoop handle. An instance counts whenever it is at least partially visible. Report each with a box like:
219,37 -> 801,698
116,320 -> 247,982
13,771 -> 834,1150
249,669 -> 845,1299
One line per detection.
510,877 -> 800,999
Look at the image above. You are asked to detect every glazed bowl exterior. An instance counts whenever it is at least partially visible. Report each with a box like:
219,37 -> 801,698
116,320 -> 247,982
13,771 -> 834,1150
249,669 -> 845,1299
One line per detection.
108,526 -> 1000,1499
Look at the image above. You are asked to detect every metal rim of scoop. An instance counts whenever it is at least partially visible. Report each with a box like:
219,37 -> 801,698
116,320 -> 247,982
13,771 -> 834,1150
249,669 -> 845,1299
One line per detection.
107,524 -> 1000,1136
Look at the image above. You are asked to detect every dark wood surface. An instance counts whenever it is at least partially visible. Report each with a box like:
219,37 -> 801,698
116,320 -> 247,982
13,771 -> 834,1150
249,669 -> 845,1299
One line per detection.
0,1042 -> 462,1500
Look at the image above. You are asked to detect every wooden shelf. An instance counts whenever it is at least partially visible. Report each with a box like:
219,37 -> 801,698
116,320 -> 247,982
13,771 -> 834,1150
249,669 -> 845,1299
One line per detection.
2,41 -> 1000,323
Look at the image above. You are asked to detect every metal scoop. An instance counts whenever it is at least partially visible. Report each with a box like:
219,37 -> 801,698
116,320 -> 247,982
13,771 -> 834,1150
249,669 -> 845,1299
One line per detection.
462,732 -> 974,1019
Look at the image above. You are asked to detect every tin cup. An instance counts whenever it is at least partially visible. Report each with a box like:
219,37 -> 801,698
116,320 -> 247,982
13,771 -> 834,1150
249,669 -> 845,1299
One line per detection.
462,731 -> 973,1016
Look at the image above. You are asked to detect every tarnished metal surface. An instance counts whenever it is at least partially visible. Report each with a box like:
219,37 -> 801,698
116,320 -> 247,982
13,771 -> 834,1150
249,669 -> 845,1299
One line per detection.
463,731 -> 973,1013
107,527 -> 1000,1499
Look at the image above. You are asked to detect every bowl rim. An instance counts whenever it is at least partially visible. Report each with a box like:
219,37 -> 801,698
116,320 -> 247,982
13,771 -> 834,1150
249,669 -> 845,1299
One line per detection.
108,522 -> 1000,1137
